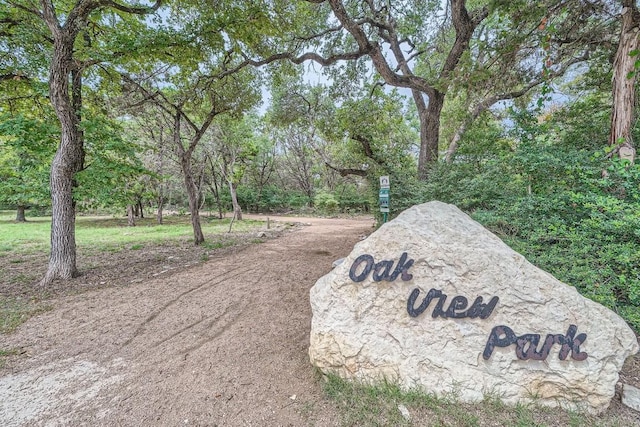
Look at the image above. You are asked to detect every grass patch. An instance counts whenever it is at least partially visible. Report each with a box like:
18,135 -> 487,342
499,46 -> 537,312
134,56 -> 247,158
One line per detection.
203,239 -> 236,250
75,217 -> 260,253
323,374 -> 414,426
321,374 -> 633,427
0,211 -> 265,257
0,212 -> 52,254
8,272 -> 40,286
0,296 -> 51,334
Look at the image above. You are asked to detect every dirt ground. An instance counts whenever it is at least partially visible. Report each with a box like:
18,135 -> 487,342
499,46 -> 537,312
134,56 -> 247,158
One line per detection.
0,215 -> 374,426
1,214 -> 639,426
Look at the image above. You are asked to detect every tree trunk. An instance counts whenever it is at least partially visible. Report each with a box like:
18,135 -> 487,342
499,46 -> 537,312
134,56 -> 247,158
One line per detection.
416,107 -> 429,179
207,157 -> 224,219
445,98 -> 488,162
182,156 -> 205,244
214,177 -> 223,219
209,179 -> 223,219
445,95 -> 506,162
256,185 -> 263,213
411,89 -> 430,180
127,205 -> 136,226
42,159 -> 80,284
228,180 -> 243,221
157,195 -> 164,225
16,205 -> 26,222
610,1 -> 640,164
418,91 -> 445,180
156,132 -> 165,224
40,32 -> 84,286
38,0 -> 161,286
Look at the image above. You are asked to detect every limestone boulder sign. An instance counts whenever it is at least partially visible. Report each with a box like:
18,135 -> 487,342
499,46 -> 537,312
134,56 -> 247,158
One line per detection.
309,201 -> 639,414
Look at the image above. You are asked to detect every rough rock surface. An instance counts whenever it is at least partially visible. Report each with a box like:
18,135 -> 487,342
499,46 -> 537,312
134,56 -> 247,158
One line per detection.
623,384 -> 640,412
309,201 -> 639,414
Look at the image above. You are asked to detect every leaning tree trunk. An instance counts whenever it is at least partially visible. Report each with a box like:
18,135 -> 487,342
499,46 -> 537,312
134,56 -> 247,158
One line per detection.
610,0 -> 640,164
16,205 -> 26,222
446,98 -> 491,163
445,95 -> 492,163
228,180 -> 243,221
181,155 -> 205,244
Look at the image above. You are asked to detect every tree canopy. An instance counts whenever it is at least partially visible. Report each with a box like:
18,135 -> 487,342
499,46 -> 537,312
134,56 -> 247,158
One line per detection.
0,0 -> 639,328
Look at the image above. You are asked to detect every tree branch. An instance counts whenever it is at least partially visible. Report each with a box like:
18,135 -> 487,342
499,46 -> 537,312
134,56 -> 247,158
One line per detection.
326,0 -> 437,96
6,1 -> 42,18
441,0 -> 488,81
445,49 -> 591,162
100,0 -> 162,14
215,48 -> 370,80
351,134 -> 389,168
0,73 -> 31,82
324,162 -> 368,177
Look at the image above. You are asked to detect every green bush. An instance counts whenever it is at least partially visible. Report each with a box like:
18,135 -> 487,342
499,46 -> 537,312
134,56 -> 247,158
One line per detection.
335,183 -> 371,213
414,101 -> 640,331
314,191 -> 340,214
236,185 -> 310,213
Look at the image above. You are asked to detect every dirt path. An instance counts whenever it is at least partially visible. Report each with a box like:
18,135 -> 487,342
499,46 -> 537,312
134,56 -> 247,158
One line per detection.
0,215 -> 374,426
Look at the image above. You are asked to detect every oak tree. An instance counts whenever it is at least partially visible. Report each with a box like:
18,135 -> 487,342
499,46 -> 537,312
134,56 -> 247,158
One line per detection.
3,0 -> 161,285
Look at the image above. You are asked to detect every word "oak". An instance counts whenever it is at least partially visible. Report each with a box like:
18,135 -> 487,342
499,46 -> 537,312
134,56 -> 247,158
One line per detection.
349,252 -> 414,282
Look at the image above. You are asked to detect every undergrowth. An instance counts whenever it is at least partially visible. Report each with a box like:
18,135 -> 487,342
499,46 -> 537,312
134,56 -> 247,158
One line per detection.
321,374 -> 636,427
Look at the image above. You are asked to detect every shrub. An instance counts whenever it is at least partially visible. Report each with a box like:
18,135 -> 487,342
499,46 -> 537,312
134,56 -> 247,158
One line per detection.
314,191 -> 340,214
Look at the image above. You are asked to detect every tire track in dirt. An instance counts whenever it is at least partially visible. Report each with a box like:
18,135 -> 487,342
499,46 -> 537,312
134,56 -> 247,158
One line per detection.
177,302 -> 245,356
147,273 -> 262,357
122,265 -> 257,349
151,302 -> 239,352
0,215 -> 374,426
